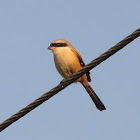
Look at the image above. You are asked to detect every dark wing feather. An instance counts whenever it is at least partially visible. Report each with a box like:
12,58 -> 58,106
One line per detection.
71,48 -> 91,82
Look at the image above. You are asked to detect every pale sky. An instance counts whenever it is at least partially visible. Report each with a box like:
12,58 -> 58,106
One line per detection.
0,0 -> 140,139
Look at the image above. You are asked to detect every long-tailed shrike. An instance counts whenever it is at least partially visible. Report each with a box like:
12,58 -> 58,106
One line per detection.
48,39 -> 106,111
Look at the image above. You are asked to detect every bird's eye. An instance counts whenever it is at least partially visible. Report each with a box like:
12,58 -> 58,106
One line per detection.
57,43 -> 60,46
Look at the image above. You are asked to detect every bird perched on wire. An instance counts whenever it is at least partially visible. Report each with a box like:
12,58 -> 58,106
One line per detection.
48,39 -> 106,111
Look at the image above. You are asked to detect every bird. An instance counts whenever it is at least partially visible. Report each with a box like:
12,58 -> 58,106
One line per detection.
48,39 -> 106,111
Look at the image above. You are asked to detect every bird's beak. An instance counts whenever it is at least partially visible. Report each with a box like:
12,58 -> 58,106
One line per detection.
48,46 -> 51,50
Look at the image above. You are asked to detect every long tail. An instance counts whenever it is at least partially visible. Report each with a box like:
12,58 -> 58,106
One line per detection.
82,82 -> 106,111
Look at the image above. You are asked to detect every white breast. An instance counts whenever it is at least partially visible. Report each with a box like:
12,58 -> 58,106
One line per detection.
52,47 -> 77,79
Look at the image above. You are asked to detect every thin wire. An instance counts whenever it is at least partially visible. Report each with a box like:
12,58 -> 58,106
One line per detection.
0,28 -> 140,132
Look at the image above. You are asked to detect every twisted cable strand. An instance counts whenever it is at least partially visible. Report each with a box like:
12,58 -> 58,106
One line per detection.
0,28 -> 140,132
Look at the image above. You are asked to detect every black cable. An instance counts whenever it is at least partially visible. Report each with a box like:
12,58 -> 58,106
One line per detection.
0,28 -> 140,132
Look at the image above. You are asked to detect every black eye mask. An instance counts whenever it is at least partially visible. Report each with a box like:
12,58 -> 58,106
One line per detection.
50,43 -> 67,47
